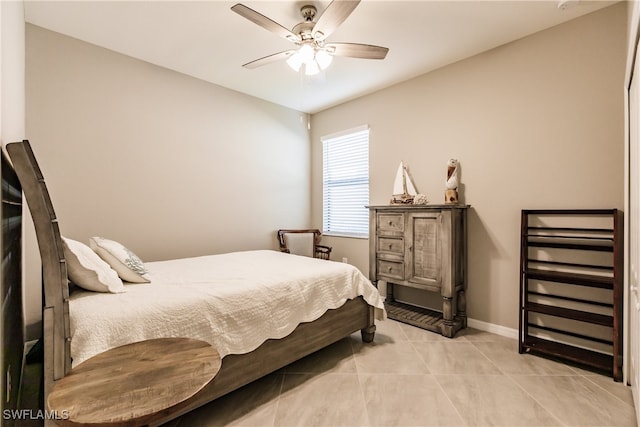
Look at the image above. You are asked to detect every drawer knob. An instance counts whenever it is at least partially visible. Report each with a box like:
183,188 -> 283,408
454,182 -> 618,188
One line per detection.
388,220 -> 393,226
388,243 -> 393,249
387,266 -> 392,272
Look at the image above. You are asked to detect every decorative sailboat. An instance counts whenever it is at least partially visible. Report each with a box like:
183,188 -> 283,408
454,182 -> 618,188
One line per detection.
390,161 -> 418,204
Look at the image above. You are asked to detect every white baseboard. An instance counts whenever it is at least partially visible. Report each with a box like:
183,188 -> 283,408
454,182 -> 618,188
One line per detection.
467,318 -> 518,340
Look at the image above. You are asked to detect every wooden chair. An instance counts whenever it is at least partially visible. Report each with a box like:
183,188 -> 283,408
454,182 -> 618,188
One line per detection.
277,229 -> 332,260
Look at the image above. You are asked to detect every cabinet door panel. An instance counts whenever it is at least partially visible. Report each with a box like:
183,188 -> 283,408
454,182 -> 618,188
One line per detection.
407,213 -> 441,287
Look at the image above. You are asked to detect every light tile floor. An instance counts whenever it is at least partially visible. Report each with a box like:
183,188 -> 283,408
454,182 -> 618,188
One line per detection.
169,319 -> 638,427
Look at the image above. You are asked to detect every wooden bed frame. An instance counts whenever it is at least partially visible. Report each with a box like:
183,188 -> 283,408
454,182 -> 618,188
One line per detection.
6,140 -> 377,426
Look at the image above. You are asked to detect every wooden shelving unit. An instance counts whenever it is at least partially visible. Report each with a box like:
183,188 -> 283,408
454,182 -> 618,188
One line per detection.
519,209 -> 623,381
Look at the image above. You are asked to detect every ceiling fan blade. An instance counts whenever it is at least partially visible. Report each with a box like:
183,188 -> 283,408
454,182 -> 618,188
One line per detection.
325,43 -> 389,60
312,0 -> 360,41
231,4 -> 301,43
242,50 -> 296,69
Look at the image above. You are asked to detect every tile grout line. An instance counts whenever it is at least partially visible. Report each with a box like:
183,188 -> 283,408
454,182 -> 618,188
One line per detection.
434,335 -> 566,426
501,372 -> 569,427
581,374 -> 637,409
468,337 -> 570,426
421,353 -> 470,426
465,339 -> 508,374
470,335 -> 636,418
353,344 -> 372,427
270,371 -> 286,427
575,375 -> 640,424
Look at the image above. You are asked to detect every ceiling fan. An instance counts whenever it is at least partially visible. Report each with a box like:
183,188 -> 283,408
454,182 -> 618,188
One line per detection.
230,0 -> 389,75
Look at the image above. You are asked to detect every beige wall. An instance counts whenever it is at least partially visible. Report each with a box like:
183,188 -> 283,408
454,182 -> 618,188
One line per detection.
1,2 -> 25,146
1,0 -> 26,408
21,3 -> 629,334
0,1 -> 30,334
311,3 -> 627,331
24,24 -> 311,333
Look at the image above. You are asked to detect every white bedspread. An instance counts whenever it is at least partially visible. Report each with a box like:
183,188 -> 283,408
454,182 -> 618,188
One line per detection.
69,250 -> 385,367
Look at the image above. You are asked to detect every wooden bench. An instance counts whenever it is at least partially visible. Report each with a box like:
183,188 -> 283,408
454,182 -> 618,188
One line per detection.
47,338 -> 221,426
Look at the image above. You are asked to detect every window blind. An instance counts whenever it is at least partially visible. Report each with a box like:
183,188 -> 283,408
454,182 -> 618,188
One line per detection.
322,125 -> 369,238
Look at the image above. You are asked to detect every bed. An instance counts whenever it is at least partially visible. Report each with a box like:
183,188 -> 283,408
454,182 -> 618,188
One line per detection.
6,140 -> 385,426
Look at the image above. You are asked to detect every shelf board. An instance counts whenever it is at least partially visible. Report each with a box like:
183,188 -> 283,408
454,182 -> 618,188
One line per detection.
529,259 -> 613,272
527,323 -> 613,346
521,335 -> 613,376
525,269 -> 614,289
522,209 -> 617,216
384,300 -> 443,334
527,240 -> 613,252
524,302 -> 613,326
526,291 -> 613,309
527,226 -> 613,234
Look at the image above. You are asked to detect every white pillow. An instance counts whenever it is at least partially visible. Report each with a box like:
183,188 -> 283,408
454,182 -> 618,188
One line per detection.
89,237 -> 149,283
62,237 -> 125,293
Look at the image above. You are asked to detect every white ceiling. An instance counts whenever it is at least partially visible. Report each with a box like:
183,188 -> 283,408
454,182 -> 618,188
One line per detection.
24,0 -> 617,114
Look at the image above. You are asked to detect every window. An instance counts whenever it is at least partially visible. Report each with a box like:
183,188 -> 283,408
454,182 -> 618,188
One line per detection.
322,125 -> 369,238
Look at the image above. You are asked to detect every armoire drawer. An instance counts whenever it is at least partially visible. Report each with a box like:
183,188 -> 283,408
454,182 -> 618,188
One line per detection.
377,237 -> 404,256
377,213 -> 404,233
377,259 -> 404,281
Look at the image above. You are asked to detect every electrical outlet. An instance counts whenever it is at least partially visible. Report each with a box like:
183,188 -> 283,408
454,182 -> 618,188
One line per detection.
342,257 -> 348,263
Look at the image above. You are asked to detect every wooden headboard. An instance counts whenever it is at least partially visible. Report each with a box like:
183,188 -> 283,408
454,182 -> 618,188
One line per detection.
6,140 -> 71,400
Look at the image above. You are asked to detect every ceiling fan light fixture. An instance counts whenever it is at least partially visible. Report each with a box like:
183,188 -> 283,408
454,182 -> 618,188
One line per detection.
286,52 -> 303,72
288,44 -> 330,75
232,2 -> 389,72
298,43 -> 315,64
305,60 -> 320,76
316,49 -> 333,70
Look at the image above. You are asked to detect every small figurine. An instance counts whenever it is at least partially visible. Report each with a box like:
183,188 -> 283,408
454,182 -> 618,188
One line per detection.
445,159 -> 459,204
390,161 -> 418,204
